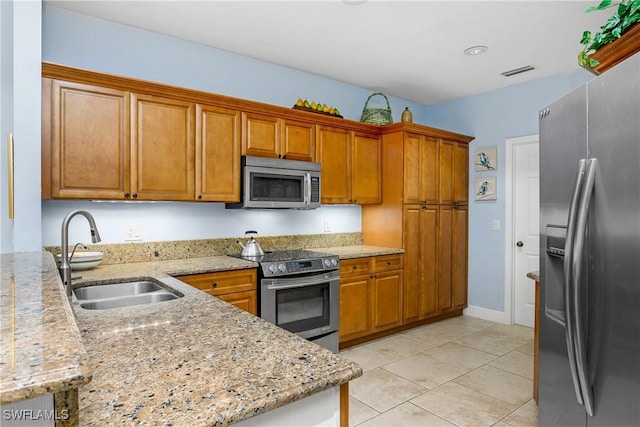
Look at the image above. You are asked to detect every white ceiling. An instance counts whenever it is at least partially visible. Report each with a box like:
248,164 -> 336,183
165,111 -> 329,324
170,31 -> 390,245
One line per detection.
46,0 -> 608,105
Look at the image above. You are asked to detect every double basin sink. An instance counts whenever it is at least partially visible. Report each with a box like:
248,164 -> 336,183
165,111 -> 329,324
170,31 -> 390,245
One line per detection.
73,279 -> 183,310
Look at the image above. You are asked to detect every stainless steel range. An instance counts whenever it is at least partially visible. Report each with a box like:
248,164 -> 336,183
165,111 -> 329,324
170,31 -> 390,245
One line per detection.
236,249 -> 340,353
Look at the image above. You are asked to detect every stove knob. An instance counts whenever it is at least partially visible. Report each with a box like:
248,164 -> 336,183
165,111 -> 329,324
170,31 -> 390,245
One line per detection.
323,258 -> 331,268
278,263 -> 287,272
331,258 -> 338,267
268,264 -> 277,274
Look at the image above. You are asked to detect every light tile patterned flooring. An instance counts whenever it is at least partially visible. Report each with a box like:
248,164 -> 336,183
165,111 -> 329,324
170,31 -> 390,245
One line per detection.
340,316 -> 537,427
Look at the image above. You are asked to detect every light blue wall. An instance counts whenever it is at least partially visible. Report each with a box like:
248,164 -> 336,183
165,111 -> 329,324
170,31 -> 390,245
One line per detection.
41,5 -> 424,247
0,0 -> 42,253
422,69 -> 594,312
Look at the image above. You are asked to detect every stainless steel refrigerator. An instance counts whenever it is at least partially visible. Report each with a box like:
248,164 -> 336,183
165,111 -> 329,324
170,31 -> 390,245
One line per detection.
538,53 -> 640,426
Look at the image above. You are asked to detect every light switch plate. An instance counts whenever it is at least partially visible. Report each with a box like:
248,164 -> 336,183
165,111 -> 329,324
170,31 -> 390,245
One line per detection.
492,219 -> 500,231
125,225 -> 143,241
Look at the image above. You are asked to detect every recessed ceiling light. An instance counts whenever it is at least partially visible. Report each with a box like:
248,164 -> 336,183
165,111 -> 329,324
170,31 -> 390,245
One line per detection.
464,46 -> 488,56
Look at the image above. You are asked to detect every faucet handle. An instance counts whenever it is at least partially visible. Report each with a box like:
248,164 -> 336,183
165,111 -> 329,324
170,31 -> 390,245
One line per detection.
71,276 -> 83,281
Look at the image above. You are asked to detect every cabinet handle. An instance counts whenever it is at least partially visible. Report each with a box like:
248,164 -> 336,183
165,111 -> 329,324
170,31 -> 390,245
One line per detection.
211,282 -> 218,288
124,193 -> 130,198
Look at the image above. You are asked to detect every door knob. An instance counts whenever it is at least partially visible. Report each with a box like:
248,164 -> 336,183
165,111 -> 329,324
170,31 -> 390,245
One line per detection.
516,241 -> 524,247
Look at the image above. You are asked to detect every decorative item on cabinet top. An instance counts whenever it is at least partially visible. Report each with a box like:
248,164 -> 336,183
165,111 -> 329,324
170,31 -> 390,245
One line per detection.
360,93 -> 393,125
401,107 -> 413,123
293,98 -> 343,118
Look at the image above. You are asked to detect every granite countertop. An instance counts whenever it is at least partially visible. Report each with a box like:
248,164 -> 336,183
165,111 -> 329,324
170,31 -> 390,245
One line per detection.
69,255 -> 362,426
312,245 -> 404,259
527,271 -> 540,282
0,252 -> 92,404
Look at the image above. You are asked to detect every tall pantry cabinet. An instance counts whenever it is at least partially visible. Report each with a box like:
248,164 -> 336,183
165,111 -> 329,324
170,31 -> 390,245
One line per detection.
362,123 -> 473,324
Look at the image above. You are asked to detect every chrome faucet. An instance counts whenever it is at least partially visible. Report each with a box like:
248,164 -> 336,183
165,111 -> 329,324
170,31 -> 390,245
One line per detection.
60,210 -> 101,297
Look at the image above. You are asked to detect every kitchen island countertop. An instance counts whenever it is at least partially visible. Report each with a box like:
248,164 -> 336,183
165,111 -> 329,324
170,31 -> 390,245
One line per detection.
0,252 -> 92,404
5,253 -> 361,426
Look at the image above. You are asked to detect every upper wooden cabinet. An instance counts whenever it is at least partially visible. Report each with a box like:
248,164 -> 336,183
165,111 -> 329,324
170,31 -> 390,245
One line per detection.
46,79 -> 131,199
439,139 -> 469,205
316,125 -> 381,204
403,133 -> 438,205
131,93 -> 195,201
242,112 -> 315,161
195,104 -> 241,202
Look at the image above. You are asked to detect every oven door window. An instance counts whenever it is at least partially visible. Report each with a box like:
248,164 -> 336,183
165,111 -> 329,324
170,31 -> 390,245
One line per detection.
276,283 -> 330,333
250,172 -> 304,202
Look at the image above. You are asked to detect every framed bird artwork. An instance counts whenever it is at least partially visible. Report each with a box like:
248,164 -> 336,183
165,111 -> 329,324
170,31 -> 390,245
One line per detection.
475,147 -> 498,172
474,177 -> 497,201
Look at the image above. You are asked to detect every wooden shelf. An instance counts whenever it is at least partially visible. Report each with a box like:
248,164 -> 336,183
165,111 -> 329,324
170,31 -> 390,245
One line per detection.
587,24 -> 640,75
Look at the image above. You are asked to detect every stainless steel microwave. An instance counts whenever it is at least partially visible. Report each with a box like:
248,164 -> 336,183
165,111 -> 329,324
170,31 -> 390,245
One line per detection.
226,156 -> 321,209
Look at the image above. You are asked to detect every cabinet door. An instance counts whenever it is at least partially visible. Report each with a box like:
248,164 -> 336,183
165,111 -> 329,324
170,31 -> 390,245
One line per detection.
403,205 -> 421,323
403,134 -> 422,204
339,275 -> 371,342
218,290 -> 257,315
439,139 -> 455,204
281,119 -> 315,161
131,94 -> 194,200
352,131 -> 381,204
50,80 -> 130,199
242,112 -> 279,158
316,126 -> 351,203
195,104 -> 241,202
421,136 -> 439,204
372,270 -> 403,332
438,205 -> 454,313
419,205 -> 438,319
453,142 -> 469,204
453,206 -> 468,309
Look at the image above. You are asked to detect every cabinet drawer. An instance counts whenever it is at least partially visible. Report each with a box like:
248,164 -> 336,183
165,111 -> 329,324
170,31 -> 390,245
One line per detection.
175,269 -> 257,296
372,254 -> 403,273
340,257 -> 371,277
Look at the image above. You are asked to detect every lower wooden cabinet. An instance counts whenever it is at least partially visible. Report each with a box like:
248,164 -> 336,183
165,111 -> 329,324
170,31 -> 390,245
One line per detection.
175,269 -> 257,315
339,254 -> 403,343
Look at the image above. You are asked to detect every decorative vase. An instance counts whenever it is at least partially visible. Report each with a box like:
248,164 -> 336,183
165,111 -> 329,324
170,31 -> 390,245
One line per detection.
401,107 -> 413,123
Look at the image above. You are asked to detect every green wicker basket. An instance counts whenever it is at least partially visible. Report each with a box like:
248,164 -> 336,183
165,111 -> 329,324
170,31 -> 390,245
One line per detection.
360,93 -> 393,125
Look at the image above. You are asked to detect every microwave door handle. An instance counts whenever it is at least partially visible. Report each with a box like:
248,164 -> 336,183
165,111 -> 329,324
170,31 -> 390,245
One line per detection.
304,173 -> 311,207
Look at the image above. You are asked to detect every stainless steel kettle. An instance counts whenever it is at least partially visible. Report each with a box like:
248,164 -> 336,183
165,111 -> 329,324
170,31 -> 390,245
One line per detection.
237,230 -> 265,257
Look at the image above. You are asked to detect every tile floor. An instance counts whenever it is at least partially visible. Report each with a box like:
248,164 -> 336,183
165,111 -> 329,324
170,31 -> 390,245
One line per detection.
340,316 -> 537,427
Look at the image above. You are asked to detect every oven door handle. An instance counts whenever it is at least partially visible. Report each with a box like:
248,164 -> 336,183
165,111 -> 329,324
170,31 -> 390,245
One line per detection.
264,271 -> 340,289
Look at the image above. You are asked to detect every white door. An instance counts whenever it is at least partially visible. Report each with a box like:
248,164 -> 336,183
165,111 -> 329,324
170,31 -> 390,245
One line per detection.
513,140 -> 540,327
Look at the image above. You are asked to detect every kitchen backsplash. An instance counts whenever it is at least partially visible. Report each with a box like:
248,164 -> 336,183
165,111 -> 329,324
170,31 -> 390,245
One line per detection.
44,232 -> 363,265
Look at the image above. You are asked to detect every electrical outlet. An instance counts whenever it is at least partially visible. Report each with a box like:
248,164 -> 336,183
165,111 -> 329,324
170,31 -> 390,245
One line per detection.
323,220 -> 331,233
492,219 -> 500,231
125,225 -> 143,241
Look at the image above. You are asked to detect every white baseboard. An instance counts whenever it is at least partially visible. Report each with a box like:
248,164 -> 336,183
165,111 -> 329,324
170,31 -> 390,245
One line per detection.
463,305 -> 510,324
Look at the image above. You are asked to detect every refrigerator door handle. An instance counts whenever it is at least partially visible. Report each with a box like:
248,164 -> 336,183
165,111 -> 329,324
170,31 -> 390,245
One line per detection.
572,158 -> 597,416
563,158 -> 587,406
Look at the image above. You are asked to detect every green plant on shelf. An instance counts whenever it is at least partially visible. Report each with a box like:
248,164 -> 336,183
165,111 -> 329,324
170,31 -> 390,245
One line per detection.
578,0 -> 640,68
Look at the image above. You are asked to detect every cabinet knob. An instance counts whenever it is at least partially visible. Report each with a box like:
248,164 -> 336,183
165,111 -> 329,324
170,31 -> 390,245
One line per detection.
352,265 -> 357,270
124,192 -> 130,198
211,282 -> 218,288
198,194 -> 202,200
133,193 -> 138,199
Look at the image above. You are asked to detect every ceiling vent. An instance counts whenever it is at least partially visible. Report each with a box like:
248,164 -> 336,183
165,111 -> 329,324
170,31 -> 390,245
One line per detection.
501,65 -> 536,77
